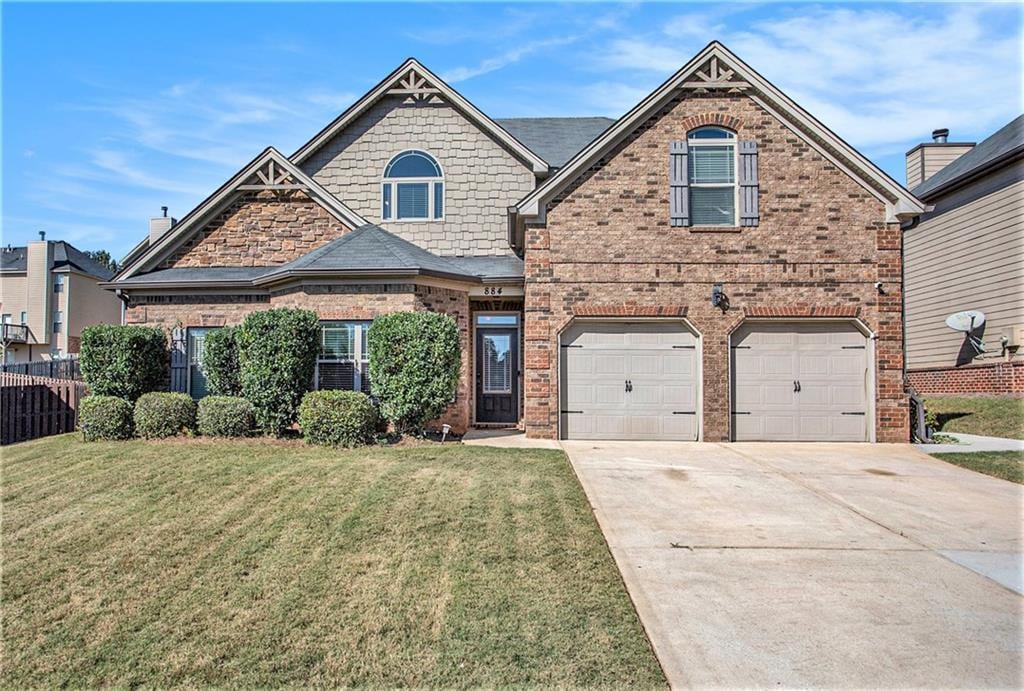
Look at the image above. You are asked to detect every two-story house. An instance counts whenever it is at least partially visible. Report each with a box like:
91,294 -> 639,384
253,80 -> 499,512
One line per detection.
903,116 -> 1023,396
0,235 -> 121,363
106,42 -> 925,442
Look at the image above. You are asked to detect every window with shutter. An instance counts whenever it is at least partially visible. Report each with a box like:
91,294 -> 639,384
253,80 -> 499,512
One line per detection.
684,126 -> 738,227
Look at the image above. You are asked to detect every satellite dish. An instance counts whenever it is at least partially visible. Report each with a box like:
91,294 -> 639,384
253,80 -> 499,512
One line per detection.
945,310 -> 986,332
945,310 -> 986,353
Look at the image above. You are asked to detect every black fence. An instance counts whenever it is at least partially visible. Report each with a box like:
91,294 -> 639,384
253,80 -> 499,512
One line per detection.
1,357 -> 81,381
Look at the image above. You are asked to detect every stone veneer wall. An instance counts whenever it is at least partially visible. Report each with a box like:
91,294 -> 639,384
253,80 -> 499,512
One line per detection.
162,190 -> 349,268
123,283 -> 474,433
523,93 -> 908,442
300,96 -> 535,256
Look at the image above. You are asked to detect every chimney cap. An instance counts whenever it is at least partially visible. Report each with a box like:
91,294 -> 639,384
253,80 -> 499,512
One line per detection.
38,230 -> 46,241
932,128 -> 950,143
161,205 -> 168,217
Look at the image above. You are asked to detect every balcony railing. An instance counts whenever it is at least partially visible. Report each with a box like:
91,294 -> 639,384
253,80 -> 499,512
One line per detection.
1,323 -> 29,343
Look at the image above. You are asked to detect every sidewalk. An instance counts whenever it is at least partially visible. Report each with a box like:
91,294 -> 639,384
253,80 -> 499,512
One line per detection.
920,433 -> 1024,454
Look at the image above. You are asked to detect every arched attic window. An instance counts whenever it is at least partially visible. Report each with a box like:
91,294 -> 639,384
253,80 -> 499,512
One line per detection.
687,126 -> 737,226
382,150 -> 443,221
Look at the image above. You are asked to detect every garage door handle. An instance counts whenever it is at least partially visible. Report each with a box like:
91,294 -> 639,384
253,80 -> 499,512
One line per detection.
625,380 -> 632,392
793,380 -> 802,393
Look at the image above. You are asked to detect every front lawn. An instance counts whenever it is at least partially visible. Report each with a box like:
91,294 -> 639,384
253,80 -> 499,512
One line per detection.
925,396 -> 1024,440
1,435 -> 665,688
929,450 -> 1024,484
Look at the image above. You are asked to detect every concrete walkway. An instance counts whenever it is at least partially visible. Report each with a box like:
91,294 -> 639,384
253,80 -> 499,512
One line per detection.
921,432 -> 1024,454
562,441 -> 1023,689
461,427 -> 560,449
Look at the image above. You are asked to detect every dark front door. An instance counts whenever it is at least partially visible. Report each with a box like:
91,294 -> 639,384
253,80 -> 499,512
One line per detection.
475,327 -> 518,424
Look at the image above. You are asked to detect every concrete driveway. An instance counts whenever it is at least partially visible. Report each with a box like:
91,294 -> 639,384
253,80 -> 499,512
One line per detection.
562,441 -> 1023,689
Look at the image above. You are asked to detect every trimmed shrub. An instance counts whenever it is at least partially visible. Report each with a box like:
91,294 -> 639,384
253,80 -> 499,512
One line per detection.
80,324 -> 168,401
202,327 -> 242,396
197,396 -> 255,437
367,312 -> 461,434
299,390 -> 377,447
238,309 -> 320,436
79,395 -> 134,441
134,392 -> 197,439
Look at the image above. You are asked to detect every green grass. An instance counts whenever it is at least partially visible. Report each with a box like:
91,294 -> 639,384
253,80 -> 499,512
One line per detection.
929,450 -> 1024,484
1,435 -> 665,689
925,396 -> 1024,440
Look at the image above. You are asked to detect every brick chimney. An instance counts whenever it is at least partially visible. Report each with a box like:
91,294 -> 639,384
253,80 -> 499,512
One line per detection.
149,206 -> 177,245
906,128 -> 975,189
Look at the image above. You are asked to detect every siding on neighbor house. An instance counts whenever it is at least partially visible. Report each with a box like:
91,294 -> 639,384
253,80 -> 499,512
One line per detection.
904,161 -> 1024,372
65,272 -> 122,354
523,93 -> 907,442
300,95 -> 536,257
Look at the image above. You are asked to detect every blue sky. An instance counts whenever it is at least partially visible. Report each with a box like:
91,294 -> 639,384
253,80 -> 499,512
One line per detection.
3,2 -> 1021,259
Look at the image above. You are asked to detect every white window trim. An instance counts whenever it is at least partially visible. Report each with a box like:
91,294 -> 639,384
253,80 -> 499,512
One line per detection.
381,151 -> 445,223
687,128 -> 739,227
315,321 -> 371,392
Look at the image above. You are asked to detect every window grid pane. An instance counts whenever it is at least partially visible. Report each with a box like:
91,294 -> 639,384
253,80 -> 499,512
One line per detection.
382,185 -> 391,219
690,187 -> 735,226
482,334 -> 512,394
433,182 -> 443,219
397,183 -> 429,219
385,151 -> 441,178
688,146 -> 735,184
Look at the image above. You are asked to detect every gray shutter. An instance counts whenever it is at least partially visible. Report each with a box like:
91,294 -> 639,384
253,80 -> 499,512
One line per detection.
170,327 -> 188,393
669,140 -> 689,227
739,140 -> 759,227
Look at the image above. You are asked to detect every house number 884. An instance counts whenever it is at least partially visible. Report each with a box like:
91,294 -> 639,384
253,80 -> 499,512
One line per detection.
484,286 -> 503,295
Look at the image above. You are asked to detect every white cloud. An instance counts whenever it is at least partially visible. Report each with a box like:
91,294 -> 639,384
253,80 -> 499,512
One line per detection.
442,35 -> 581,83
594,4 -> 1022,154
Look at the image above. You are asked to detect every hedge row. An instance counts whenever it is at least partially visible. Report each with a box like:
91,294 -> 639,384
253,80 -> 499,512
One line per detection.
79,394 -> 254,441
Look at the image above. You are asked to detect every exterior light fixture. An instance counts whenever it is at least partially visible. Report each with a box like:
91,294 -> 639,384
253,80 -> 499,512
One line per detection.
711,283 -> 728,311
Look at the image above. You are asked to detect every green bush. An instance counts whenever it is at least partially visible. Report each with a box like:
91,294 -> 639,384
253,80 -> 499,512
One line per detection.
79,325 -> 168,401
134,392 -> 197,439
197,396 -> 254,437
79,395 -> 134,441
202,327 -> 242,396
238,309 -> 320,436
367,312 -> 461,434
299,390 -> 378,447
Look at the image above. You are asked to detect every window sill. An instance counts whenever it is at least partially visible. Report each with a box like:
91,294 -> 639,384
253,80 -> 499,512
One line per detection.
687,225 -> 743,233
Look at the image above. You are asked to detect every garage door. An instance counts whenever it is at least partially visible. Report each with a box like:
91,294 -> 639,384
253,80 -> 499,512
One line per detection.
731,322 -> 869,441
561,322 -> 699,440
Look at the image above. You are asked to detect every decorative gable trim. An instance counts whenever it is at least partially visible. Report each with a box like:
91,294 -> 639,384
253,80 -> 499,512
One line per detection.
290,58 -> 549,174
116,147 -> 367,280
515,41 -> 925,223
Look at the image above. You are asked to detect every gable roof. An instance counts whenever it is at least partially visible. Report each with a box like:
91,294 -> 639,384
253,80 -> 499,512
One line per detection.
290,58 -> 550,174
496,118 -> 615,168
0,241 -> 115,280
912,114 -> 1024,199
116,147 -> 367,280
514,41 -> 925,223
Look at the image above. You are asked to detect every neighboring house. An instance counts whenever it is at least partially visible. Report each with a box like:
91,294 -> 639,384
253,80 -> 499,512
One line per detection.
0,235 -> 120,363
903,116 -> 1024,396
105,42 -> 925,442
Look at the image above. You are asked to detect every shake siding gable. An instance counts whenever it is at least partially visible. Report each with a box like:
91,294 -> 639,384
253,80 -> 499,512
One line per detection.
299,95 -> 535,257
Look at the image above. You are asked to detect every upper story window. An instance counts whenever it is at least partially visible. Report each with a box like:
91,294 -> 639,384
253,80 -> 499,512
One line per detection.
382,150 -> 443,221
687,126 -> 736,226
53,274 -> 65,293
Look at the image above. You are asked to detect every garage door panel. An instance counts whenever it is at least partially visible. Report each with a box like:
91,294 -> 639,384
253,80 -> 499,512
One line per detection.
561,321 -> 699,441
732,322 -> 868,441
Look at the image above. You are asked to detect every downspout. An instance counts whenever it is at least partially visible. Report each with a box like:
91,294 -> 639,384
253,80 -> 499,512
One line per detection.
900,214 -> 924,438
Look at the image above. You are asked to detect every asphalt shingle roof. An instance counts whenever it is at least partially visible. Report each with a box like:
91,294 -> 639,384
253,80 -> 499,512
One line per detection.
0,241 -> 115,280
913,115 -> 1024,199
114,224 -> 525,286
497,117 -> 615,168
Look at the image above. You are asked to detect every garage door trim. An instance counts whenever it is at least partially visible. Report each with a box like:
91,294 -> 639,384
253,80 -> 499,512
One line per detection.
557,317 -> 704,441
727,317 -> 876,442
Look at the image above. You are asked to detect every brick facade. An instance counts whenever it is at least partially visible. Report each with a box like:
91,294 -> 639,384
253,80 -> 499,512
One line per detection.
124,282 -> 475,433
163,190 -> 350,268
908,362 -> 1024,396
523,93 -> 909,442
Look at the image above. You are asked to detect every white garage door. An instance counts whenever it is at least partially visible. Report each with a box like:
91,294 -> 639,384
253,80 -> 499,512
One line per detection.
561,322 -> 699,440
731,322 -> 869,441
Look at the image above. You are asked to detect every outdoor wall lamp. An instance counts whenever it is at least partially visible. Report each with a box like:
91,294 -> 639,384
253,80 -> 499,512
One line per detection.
711,283 -> 729,312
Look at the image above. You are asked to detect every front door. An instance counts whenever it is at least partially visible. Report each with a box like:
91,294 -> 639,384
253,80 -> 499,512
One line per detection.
475,327 -> 518,424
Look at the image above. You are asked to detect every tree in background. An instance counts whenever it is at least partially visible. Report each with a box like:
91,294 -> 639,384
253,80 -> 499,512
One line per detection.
84,250 -> 118,274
